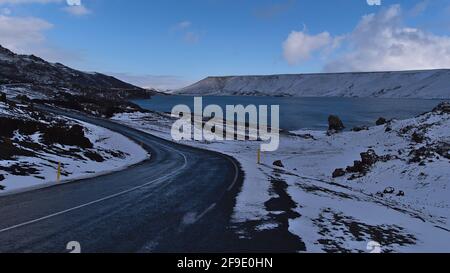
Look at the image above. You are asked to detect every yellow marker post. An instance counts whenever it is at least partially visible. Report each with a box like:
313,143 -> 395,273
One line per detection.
57,162 -> 61,182
257,148 -> 261,165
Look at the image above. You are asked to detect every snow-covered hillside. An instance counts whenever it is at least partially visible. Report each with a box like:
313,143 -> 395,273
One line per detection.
176,70 -> 450,99
0,100 -> 149,195
112,102 -> 450,252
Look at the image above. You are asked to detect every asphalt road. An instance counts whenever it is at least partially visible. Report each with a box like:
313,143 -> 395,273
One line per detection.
0,107 -> 244,253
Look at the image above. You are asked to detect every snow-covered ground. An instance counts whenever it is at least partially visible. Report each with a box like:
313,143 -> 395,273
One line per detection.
0,84 -> 50,100
112,103 -> 450,253
0,101 -> 149,195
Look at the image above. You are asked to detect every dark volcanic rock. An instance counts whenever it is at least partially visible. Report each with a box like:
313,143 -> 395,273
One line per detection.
339,149 -> 389,179
435,143 -> 450,160
352,126 -> 369,132
332,168 -> 346,178
0,117 -> 42,138
409,142 -> 450,163
433,102 -> 450,114
376,117 -> 387,126
411,132 -> 425,143
273,160 -> 285,168
346,160 -> 367,173
42,124 -> 93,148
361,149 -> 379,166
84,151 -> 104,162
328,115 -> 345,132
0,92 -> 6,103
15,94 -> 30,103
0,138 -> 35,160
409,146 -> 434,163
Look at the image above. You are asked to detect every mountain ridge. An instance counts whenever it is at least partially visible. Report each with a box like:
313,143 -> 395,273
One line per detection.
0,45 -> 154,100
176,69 -> 450,99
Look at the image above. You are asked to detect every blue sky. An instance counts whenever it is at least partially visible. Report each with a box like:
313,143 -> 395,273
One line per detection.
1,0 -> 450,89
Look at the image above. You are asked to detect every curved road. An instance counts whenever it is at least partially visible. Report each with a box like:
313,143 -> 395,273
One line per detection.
0,107 -> 244,253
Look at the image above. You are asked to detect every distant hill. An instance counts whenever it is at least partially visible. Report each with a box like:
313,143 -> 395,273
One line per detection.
175,70 -> 450,99
0,45 -> 155,100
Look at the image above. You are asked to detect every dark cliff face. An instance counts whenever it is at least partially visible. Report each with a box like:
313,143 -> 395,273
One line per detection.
0,45 -> 154,100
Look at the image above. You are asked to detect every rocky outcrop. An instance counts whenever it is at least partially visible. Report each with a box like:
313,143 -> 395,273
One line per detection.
328,115 -> 345,132
376,117 -> 388,126
433,102 -> 450,114
273,160 -> 285,168
333,149 -> 394,179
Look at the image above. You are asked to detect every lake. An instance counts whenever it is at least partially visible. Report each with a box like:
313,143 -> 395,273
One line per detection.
133,96 -> 446,131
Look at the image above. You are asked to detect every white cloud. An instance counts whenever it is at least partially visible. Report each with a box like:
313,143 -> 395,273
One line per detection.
0,7 -> 11,14
63,4 -> 90,16
0,14 -> 52,52
184,31 -> 200,44
410,0 -> 429,17
66,0 -> 80,6
324,5 -> 450,72
0,14 -> 82,63
282,30 -> 332,65
174,20 -> 192,30
0,0 -> 91,16
0,0 -> 62,4
171,20 -> 201,44
283,5 -> 450,72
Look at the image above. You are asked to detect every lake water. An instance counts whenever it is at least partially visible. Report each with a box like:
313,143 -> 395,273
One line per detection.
133,96 -> 446,131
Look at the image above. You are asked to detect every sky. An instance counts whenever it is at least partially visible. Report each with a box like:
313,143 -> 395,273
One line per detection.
0,0 -> 450,89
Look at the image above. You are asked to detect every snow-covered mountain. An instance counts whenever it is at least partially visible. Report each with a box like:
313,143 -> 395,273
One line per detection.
0,45 -> 153,99
176,70 -> 450,99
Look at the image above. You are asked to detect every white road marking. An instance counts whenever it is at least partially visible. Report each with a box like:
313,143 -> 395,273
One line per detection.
194,203 -> 217,223
0,113 -> 241,236
226,155 -> 240,192
0,138 -> 188,234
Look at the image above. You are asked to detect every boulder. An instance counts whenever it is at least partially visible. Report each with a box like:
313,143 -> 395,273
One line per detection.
384,187 -> 395,194
435,143 -> 450,160
328,115 -> 345,132
397,191 -> 405,197
376,117 -> 387,126
346,160 -> 366,173
0,92 -> 6,103
412,132 -> 425,143
332,168 -> 346,178
375,192 -> 384,198
361,149 -> 379,166
273,160 -> 284,168
352,126 -> 369,132
15,94 -> 30,103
